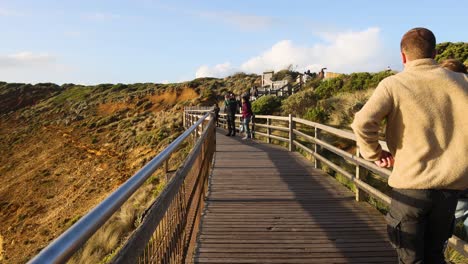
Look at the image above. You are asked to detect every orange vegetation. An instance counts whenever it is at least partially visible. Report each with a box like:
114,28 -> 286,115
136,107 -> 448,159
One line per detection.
98,102 -> 133,115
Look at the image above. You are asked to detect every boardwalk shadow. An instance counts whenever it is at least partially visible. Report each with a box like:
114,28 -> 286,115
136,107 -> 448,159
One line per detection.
198,129 -> 397,263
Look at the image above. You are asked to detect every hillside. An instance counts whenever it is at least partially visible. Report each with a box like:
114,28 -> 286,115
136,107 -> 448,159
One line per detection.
0,75 -> 260,263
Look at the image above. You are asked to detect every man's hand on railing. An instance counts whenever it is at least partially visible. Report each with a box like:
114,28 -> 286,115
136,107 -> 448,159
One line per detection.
374,150 -> 394,168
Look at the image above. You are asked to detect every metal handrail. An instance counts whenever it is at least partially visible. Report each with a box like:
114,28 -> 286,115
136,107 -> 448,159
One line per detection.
28,112 -> 211,264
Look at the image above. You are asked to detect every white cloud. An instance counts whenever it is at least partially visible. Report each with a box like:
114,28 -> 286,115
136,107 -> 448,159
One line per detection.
195,62 -> 237,78
0,52 -> 57,68
195,27 -> 397,78
0,52 -> 74,84
199,12 -> 276,31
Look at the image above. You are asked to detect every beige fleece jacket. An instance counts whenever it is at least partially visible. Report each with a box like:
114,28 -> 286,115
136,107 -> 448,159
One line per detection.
351,59 -> 468,190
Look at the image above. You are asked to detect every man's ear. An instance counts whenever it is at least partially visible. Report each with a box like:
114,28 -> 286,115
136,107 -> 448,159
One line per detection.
401,52 -> 407,64
432,49 -> 437,59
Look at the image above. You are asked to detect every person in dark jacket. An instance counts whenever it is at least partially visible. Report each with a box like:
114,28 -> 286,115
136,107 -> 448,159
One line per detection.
225,93 -> 238,136
241,93 -> 253,139
213,103 -> 220,127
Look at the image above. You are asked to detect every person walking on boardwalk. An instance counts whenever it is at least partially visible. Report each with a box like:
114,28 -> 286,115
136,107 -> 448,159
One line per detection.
241,93 -> 253,140
225,93 -> 238,136
213,103 -> 220,127
351,27 -> 468,264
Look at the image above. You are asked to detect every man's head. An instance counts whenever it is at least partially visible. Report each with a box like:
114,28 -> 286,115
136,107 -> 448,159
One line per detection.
400,27 -> 436,63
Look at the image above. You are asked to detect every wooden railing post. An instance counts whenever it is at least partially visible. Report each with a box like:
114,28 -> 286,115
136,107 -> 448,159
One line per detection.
201,120 -> 204,136
314,127 -> 320,169
355,147 -> 367,202
165,158 -> 170,182
251,116 -> 255,139
289,114 -> 295,152
267,118 -> 271,144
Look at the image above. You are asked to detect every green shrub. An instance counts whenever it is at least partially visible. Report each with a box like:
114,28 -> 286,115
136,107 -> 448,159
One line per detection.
281,90 -> 317,116
314,77 -> 344,99
251,95 -> 281,115
271,69 -> 300,83
303,106 -> 330,123
341,72 -> 371,93
436,42 -> 468,64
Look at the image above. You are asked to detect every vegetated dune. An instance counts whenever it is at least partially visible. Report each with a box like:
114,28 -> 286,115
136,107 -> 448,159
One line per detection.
0,74 -> 260,263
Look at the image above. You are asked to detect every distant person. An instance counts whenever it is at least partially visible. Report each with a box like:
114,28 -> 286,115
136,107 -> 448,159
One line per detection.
440,58 -> 467,74
440,58 -> 468,238
241,93 -> 253,140
225,93 -> 238,136
250,86 -> 259,101
213,103 -> 220,127
351,27 -> 468,263
318,67 -> 327,79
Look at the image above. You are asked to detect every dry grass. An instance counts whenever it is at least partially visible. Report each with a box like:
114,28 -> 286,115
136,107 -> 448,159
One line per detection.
68,184 -> 157,264
0,234 -> 4,262
178,88 -> 198,101
321,89 -> 373,127
97,102 -> 134,115
67,139 -> 192,263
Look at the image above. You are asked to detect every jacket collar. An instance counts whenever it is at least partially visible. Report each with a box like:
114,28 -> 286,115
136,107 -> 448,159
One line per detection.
404,58 -> 438,70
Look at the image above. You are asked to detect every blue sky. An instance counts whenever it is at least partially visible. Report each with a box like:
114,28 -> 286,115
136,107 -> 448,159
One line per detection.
0,0 -> 466,85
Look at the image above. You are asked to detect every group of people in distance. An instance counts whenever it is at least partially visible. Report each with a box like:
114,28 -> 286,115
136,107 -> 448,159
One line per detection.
221,92 -> 253,140
352,27 -> 467,263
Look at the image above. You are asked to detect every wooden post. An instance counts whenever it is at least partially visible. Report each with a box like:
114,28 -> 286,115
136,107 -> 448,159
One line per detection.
314,127 -> 320,169
165,158 -> 170,182
201,120 -> 204,136
355,147 -> 367,202
183,111 -> 186,128
267,118 -> 271,144
289,114 -> 295,152
251,115 -> 255,139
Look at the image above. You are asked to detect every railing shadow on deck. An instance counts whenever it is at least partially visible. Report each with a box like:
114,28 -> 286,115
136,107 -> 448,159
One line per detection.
215,132 -> 396,262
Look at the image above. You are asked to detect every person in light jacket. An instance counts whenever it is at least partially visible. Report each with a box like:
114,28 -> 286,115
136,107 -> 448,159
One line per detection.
351,27 -> 468,264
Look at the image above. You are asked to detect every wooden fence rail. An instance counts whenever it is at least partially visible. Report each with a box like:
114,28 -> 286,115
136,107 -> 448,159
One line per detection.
214,112 -> 468,257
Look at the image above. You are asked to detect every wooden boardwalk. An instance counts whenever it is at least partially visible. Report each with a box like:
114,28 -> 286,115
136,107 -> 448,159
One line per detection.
194,130 -> 397,263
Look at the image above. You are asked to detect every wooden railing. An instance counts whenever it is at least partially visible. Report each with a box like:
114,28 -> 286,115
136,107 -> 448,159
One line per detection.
217,112 -> 468,257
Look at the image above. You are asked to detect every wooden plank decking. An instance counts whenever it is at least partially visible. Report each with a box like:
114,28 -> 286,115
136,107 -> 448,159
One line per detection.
194,130 -> 397,263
